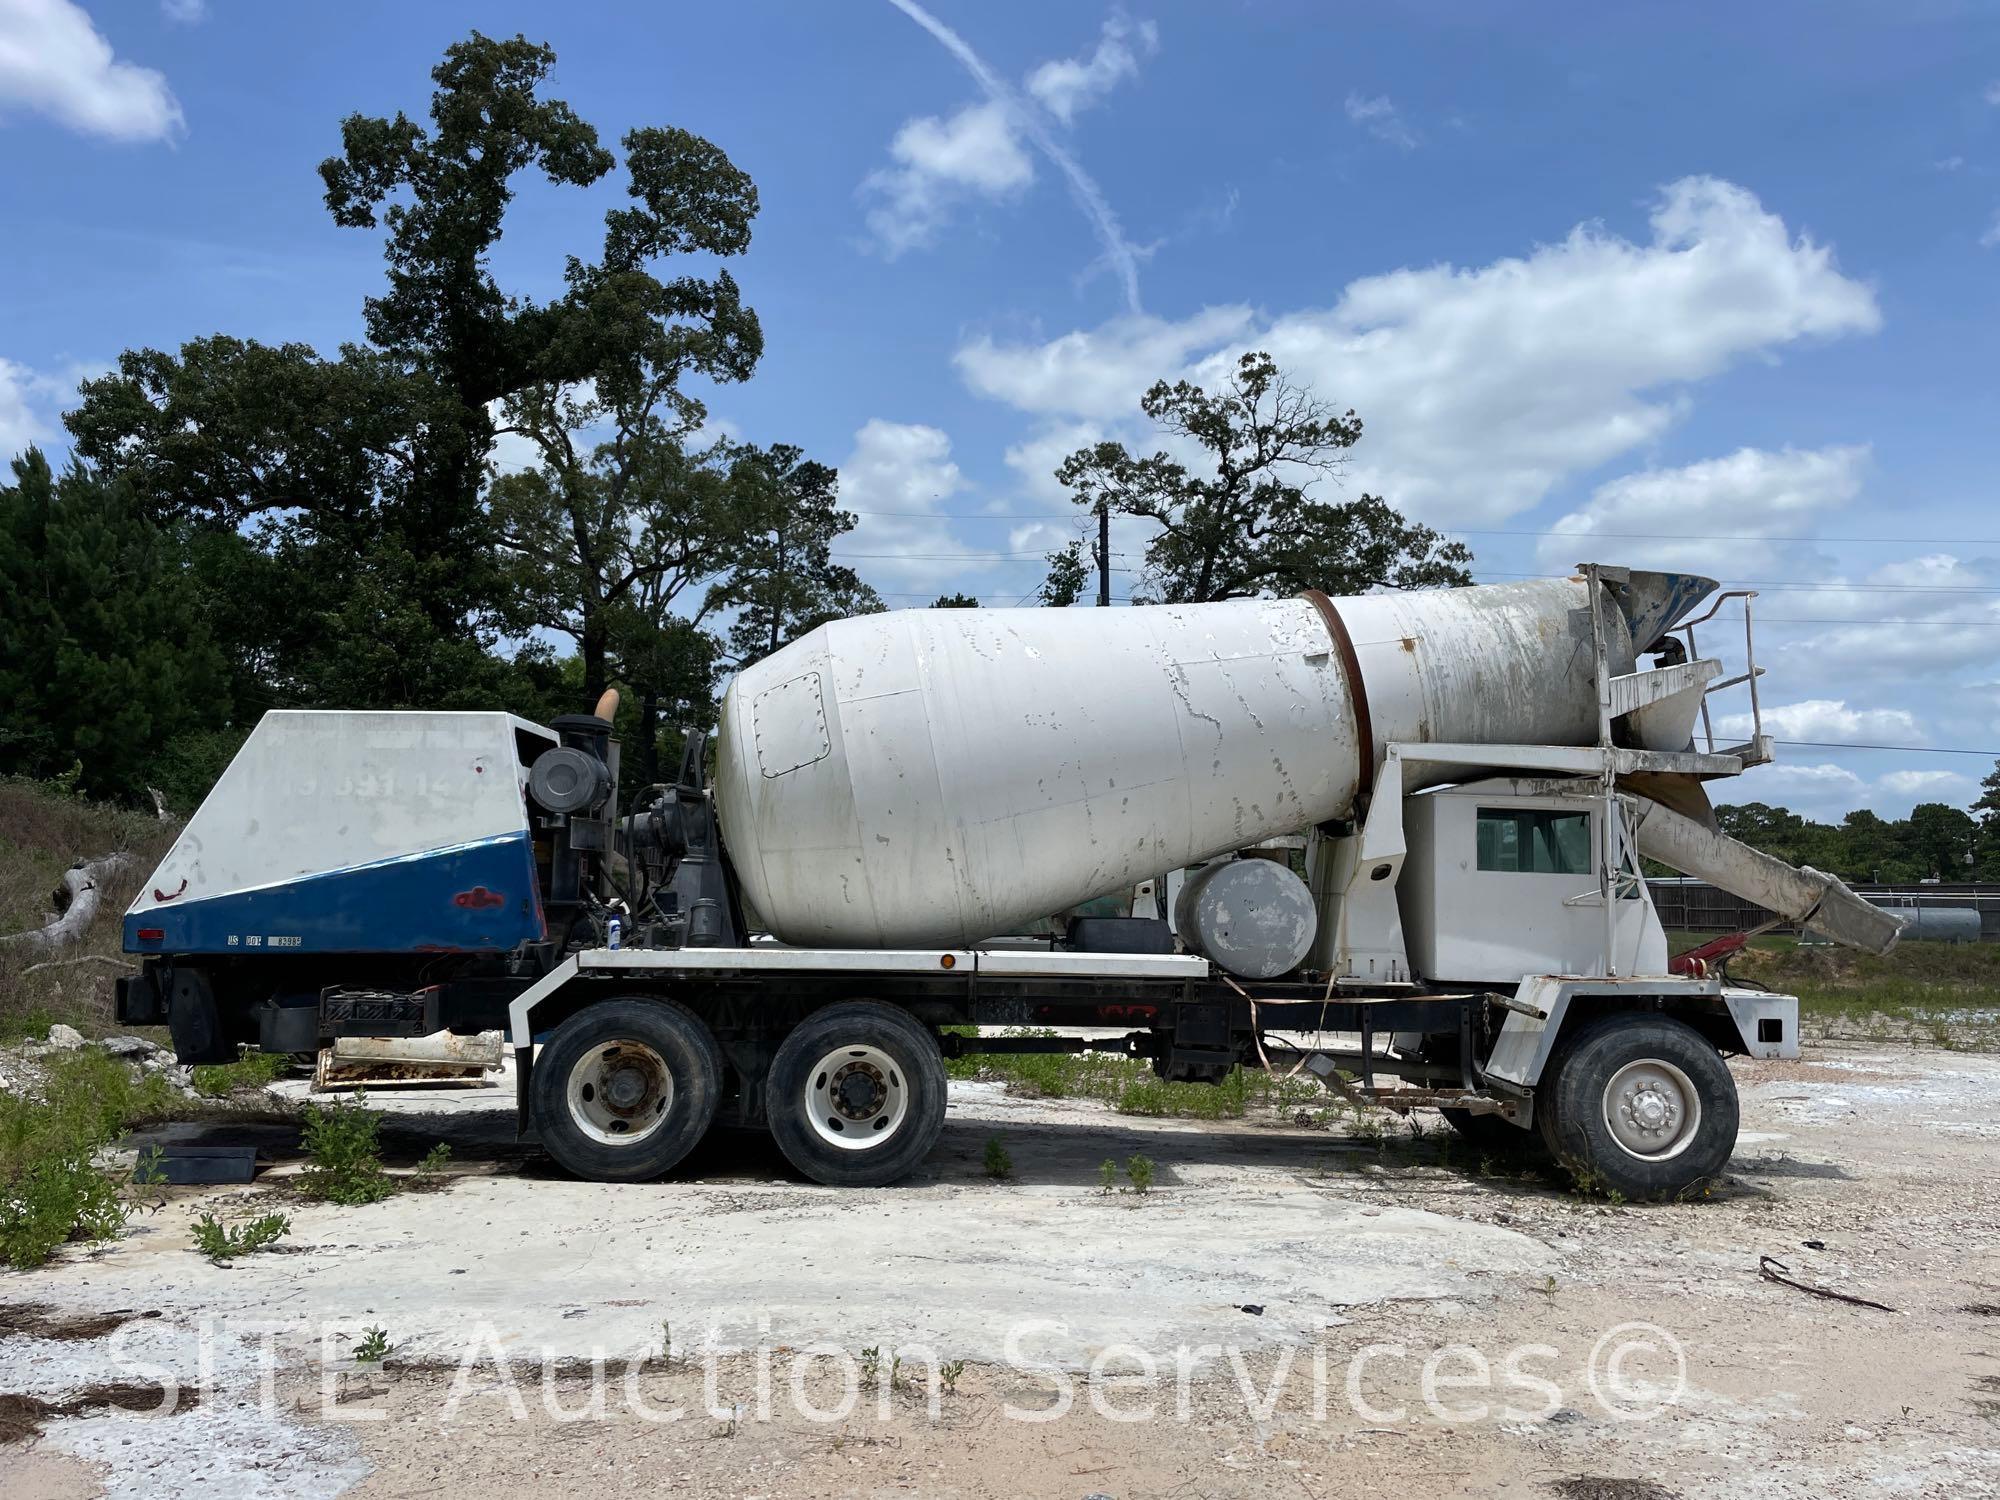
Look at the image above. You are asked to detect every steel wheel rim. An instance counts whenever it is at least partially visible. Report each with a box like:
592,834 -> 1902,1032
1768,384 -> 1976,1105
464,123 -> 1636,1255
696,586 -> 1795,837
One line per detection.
566,1039 -> 675,1147
1601,1057 -> 1701,1161
804,1043 -> 909,1152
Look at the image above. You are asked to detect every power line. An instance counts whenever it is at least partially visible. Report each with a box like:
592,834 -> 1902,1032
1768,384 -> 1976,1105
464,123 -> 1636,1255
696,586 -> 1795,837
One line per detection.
845,510 -> 2000,551
1476,569 -> 2000,597
1466,527 -> 2000,547
1774,739 -> 2000,757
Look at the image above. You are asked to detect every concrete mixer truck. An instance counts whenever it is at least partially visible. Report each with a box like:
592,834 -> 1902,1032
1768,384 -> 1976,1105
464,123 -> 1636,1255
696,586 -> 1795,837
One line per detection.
116,564 -> 1901,1198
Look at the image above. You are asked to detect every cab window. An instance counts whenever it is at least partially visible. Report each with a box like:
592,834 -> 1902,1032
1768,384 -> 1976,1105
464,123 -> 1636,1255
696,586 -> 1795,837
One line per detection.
1475,808 -> 1593,875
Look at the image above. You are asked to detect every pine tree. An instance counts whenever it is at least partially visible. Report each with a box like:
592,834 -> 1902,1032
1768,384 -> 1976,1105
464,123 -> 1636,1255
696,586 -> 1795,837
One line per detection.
0,452 -> 225,800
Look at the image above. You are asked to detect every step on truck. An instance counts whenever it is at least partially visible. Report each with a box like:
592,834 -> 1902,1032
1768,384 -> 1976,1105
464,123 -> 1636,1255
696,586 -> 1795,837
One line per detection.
118,564 -> 1901,1199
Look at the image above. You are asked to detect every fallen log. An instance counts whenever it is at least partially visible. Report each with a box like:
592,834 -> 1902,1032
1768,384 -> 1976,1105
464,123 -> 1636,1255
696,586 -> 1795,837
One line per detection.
1,853 -> 136,955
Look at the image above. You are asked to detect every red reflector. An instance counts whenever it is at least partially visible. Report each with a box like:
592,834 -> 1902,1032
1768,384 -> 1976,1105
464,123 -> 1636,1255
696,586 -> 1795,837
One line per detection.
137,928 -> 165,941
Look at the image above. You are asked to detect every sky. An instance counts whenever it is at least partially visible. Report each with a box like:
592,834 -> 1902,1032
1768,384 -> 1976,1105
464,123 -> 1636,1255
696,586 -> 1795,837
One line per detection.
2,0 -> 1999,823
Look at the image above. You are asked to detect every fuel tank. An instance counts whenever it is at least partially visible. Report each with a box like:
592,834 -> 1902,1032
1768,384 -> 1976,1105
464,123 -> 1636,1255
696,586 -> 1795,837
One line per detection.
714,573 -> 1702,948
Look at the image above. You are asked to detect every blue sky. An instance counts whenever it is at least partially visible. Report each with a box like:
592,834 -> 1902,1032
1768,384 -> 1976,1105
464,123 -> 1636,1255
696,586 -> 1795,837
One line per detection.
3,0 -> 1999,820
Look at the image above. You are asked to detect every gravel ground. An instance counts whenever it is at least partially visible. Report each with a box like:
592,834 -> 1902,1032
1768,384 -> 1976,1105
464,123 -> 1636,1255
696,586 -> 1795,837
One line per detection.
2,1038 -> 1997,1499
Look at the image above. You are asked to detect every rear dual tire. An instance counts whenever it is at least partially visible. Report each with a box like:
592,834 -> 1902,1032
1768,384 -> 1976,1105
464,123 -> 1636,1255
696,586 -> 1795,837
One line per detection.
765,1001 -> 948,1188
532,997 -> 724,1182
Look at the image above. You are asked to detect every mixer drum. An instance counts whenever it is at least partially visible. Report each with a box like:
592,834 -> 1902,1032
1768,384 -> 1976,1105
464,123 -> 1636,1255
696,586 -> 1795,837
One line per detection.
712,575 -> 1702,949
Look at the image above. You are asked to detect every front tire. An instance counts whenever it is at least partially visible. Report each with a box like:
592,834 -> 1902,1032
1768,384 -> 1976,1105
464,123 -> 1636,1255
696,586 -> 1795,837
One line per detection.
765,1002 -> 947,1187
532,998 -> 723,1182
1538,1014 -> 1738,1199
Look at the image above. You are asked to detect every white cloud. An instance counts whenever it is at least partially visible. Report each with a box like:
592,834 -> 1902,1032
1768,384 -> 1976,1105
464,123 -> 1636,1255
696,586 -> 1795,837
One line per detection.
1879,768 -> 1973,800
1725,761 -> 1867,817
1539,444 -> 1869,576
0,0 -> 183,142
1715,698 -> 1920,744
873,2 -> 1152,309
0,357 -> 96,459
832,418 -> 978,590
1721,759 -> 1981,821
0,360 -> 56,457
1000,418 -> 1105,505
863,101 -> 1035,256
956,178 -> 1879,526
1345,91 -> 1418,150
1985,80 -> 2000,106
1764,553 -> 2000,682
957,304 -> 1254,417
160,0 -> 205,22
1981,210 -> 2000,250
1026,14 -> 1157,124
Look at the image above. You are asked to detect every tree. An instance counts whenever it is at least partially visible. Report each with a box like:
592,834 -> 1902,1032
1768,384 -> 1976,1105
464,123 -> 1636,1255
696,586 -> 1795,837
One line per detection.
1038,540 -> 1090,607
706,446 -> 883,668
0,452 -> 226,800
931,592 -> 980,609
1901,803 -> 1977,882
1973,761 -> 2000,879
490,403 -> 765,703
1053,351 -> 1472,604
1977,760 -> 2000,827
66,32 -> 761,710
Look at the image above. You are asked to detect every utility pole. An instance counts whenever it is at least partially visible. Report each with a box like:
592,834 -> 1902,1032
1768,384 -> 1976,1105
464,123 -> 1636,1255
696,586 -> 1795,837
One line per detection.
1096,501 -> 1111,607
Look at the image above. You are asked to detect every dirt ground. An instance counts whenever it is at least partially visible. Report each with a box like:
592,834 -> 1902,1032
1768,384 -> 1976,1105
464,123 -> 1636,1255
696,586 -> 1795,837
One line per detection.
3,1038 -> 1998,1500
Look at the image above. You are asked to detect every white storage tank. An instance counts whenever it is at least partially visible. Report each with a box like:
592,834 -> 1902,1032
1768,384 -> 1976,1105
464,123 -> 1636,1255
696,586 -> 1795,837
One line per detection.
714,575 -> 1696,948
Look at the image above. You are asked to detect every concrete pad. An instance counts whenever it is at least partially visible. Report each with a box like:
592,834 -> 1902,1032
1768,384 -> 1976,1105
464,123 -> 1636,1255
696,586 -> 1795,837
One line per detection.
22,1078 -> 1555,1370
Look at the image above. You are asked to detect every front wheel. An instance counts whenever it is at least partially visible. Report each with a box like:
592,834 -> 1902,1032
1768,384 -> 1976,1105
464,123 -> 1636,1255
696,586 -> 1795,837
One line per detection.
765,1002 -> 947,1187
1537,1015 -> 1739,1200
532,997 -> 723,1182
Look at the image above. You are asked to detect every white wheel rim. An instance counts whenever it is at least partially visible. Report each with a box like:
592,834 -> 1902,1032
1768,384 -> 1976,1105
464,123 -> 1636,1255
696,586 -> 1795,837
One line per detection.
803,1043 -> 909,1152
1601,1057 -> 1701,1161
567,1039 -> 675,1147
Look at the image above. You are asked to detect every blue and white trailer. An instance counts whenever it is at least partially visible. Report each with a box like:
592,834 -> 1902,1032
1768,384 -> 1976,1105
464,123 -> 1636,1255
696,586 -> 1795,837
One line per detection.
119,567 -> 1900,1197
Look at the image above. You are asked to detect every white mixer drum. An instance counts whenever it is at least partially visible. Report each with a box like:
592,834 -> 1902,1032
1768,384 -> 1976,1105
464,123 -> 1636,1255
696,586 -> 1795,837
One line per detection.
714,575 -> 1696,949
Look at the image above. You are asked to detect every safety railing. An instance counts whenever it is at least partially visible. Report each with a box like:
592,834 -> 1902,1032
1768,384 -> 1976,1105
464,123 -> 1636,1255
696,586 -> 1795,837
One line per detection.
1674,589 -> 1768,764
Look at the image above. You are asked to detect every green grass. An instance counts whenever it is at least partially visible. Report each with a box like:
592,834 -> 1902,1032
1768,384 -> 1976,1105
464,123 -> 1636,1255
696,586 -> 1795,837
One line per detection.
298,1092 -> 395,1205
1678,932 -> 2000,1050
946,1027 -> 1345,1119
192,1210 -> 291,1263
191,1049 -> 291,1098
0,1045 -> 190,1269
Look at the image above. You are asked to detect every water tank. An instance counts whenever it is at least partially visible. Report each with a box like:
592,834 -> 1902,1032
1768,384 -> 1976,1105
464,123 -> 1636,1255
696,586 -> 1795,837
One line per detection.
1867,898 -> 1980,944
714,574 -> 1703,948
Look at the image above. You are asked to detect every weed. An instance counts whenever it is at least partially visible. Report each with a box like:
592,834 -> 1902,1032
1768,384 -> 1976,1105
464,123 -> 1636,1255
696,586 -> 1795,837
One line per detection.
414,1142 -> 452,1179
352,1326 -> 392,1365
939,1358 -> 967,1395
300,1092 -> 393,1205
0,1045 -> 185,1269
982,1135 -> 1013,1180
192,1211 -> 290,1264
1124,1153 -> 1155,1194
190,1048 -> 289,1099
1098,1158 -> 1119,1194
660,1320 -> 673,1366
0,1145 -> 128,1269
